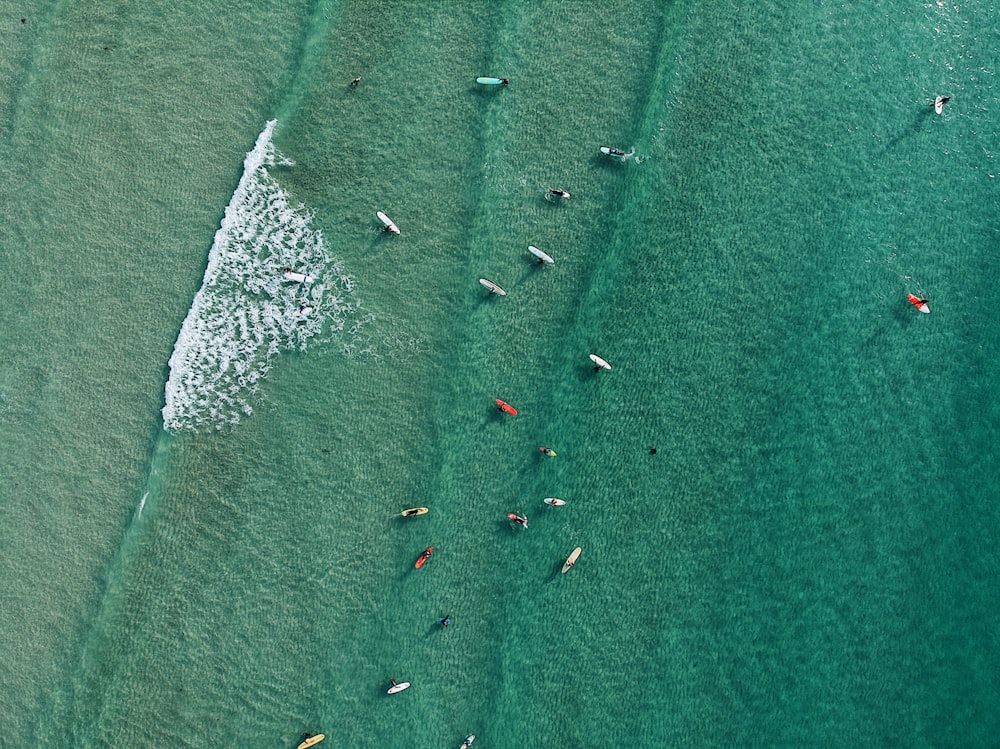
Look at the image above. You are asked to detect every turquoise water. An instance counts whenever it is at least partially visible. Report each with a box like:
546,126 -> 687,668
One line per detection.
2,1 -> 999,746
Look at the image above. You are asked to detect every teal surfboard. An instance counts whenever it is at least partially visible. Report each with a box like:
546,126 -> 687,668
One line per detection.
476,77 -> 506,85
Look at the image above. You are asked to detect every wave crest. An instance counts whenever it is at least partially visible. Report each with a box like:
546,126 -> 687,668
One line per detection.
163,120 -> 360,432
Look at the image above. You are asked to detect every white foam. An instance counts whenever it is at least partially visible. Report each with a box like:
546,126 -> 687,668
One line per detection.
163,120 -> 361,432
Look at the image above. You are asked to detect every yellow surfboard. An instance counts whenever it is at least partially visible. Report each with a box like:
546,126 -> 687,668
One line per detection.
298,735 -> 325,749
562,547 -> 581,574
401,507 -> 429,517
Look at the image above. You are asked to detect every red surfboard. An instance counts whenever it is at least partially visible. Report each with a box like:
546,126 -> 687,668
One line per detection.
495,399 -> 517,415
415,547 -> 433,569
907,293 -> 930,314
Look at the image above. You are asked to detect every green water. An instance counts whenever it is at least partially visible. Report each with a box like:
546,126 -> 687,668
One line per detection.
2,1 -> 999,747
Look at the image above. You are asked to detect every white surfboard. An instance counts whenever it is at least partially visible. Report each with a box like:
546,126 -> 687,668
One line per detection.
546,189 -> 570,201
377,211 -> 400,234
283,269 -> 314,284
459,736 -> 476,749
589,354 -> 611,370
528,245 -> 554,264
934,96 -> 945,115
600,146 -> 627,160
387,681 -> 411,694
543,498 -> 566,507
479,278 -> 507,295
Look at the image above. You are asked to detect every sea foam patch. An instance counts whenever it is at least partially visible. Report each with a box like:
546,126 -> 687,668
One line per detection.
163,120 -> 360,432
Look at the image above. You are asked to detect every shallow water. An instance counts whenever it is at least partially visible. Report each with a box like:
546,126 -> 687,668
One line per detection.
1,1 -> 999,747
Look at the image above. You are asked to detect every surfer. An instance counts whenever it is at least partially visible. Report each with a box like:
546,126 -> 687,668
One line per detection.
539,447 -> 556,457
546,188 -> 570,200
439,614 -> 451,627
937,96 -> 949,108
390,678 -> 398,687
351,76 -> 361,86
507,513 -> 528,528
501,78 -> 509,86
906,293 -> 930,313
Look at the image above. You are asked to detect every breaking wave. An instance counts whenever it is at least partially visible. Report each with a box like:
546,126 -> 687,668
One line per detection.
163,120 -> 360,432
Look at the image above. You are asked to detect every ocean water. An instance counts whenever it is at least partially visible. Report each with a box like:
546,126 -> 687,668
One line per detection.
1,1 -> 999,747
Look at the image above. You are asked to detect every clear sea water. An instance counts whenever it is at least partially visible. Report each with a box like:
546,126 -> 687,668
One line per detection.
2,1 -> 999,747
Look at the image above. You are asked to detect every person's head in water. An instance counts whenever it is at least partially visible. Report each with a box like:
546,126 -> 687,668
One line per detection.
501,78 -> 509,86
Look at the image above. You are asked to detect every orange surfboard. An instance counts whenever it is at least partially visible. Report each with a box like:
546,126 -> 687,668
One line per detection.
496,399 -> 517,415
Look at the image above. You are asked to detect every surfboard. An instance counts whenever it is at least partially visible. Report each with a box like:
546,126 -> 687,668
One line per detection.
401,507 -> 428,517
283,269 -> 314,284
387,681 -> 411,694
479,278 -> 507,295
562,547 -> 581,573
495,399 -> 517,415
528,245 -> 554,264
589,354 -> 612,370
377,211 -> 400,234
506,513 -> 527,528
415,547 -> 433,568
476,77 -> 506,85
543,498 -> 566,507
545,189 -> 570,200
600,146 -> 627,159
934,96 -> 945,114
459,736 -> 476,749
539,447 -> 556,457
297,735 -> 325,749
907,293 -> 930,313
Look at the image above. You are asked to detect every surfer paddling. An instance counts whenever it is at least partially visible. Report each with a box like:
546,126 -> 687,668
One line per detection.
934,95 -> 950,114
506,513 -> 528,528
539,446 -> 556,457
907,294 -> 930,314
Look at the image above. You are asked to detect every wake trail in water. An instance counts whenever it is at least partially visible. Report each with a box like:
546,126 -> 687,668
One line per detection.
162,119 -> 362,432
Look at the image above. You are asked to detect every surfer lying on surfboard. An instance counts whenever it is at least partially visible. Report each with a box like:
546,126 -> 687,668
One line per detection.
907,293 -> 930,313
